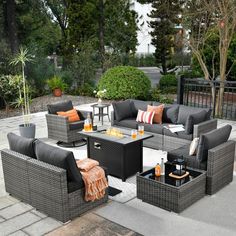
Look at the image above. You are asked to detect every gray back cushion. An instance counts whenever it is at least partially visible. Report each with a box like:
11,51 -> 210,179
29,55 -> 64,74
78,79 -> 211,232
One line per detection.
112,100 -> 135,121
162,105 -> 179,124
129,99 -> 152,115
7,132 -> 37,159
197,125 -> 232,162
177,105 -> 211,125
47,100 -> 73,114
34,140 -> 83,183
185,110 -> 207,134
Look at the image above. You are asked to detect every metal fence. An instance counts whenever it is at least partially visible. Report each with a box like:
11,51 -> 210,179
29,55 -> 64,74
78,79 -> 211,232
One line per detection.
178,77 -> 236,120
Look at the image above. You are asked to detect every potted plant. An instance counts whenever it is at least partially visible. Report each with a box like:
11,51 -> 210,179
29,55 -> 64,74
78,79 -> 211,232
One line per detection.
10,47 -> 35,138
47,75 -> 67,97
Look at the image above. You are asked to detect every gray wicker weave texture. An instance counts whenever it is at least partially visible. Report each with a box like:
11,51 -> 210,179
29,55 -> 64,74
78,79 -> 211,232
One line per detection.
206,140 -> 235,195
137,169 -> 206,213
1,149 -> 31,203
46,110 -> 92,143
1,149 -> 108,223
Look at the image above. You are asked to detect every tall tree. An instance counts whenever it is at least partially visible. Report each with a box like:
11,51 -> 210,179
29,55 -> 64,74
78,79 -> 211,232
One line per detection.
184,0 -> 236,116
4,0 -> 19,54
97,0 -> 105,71
138,0 -> 183,74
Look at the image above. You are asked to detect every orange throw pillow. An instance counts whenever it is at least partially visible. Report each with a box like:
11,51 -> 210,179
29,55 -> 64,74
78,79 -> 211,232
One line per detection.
147,104 -> 164,124
57,108 -> 80,122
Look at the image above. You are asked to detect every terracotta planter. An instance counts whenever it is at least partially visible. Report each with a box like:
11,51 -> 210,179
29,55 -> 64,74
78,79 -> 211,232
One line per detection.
53,88 -> 62,97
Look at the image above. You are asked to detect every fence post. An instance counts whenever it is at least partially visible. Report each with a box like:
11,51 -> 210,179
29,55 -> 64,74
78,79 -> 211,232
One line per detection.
177,75 -> 185,104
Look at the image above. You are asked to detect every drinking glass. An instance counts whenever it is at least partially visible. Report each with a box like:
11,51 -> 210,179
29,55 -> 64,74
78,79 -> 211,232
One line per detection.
131,129 -> 137,139
138,125 -> 144,135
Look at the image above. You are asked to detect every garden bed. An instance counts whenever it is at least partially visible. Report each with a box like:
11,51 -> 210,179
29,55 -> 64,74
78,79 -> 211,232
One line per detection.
0,95 -> 109,119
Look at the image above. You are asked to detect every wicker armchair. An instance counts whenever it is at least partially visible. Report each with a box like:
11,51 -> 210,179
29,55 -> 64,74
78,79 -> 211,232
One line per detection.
46,101 -> 92,146
1,149 -> 108,223
168,125 -> 235,195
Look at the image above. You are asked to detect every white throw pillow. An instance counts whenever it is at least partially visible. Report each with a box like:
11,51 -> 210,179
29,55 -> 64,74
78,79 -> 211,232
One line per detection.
136,109 -> 155,124
189,137 -> 199,156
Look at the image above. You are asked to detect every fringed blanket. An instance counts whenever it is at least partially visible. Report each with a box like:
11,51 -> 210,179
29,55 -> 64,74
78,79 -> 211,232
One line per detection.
76,158 -> 108,202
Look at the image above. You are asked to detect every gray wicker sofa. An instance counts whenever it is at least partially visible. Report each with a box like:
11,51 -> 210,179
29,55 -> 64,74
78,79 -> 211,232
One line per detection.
167,125 -> 235,195
1,133 -> 108,223
111,99 -> 217,151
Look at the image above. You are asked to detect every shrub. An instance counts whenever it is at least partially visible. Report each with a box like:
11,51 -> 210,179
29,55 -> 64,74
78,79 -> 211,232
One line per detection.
76,83 -> 95,97
98,66 -> 151,100
0,75 -> 22,111
150,87 -> 173,104
159,74 -> 178,94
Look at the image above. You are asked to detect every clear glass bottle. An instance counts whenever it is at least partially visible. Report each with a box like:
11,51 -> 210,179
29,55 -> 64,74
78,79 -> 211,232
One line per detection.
161,158 -> 165,175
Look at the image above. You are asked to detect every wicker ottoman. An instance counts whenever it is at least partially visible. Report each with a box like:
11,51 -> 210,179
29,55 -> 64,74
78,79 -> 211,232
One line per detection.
137,166 -> 206,213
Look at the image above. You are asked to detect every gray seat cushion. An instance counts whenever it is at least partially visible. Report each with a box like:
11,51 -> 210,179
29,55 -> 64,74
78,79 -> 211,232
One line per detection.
197,125 -> 232,162
142,123 -> 164,135
112,100 -> 135,121
34,140 -> 83,185
47,100 -> 73,114
162,105 -> 179,124
129,99 -> 152,115
69,121 -> 84,131
115,118 -> 138,129
177,105 -> 211,125
168,145 -> 207,170
163,128 -> 193,140
7,132 -> 37,159
185,110 -> 207,134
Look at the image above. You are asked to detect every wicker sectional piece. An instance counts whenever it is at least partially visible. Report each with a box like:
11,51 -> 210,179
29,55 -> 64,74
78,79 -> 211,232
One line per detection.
137,168 -> 206,213
1,149 -> 108,223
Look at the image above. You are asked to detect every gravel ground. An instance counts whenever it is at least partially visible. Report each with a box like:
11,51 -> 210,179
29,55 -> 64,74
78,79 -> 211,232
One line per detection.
0,95 -> 111,119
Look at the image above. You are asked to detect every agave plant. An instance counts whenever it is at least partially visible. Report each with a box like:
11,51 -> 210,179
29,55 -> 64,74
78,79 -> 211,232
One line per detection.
10,47 -> 34,126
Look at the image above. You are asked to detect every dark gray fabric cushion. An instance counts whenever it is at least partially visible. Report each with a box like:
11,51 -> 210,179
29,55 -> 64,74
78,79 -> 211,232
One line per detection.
177,105 -> 211,125
115,118 -> 138,129
69,121 -> 84,131
197,125 -> 232,162
34,140 -> 83,184
162,105 -> 179,124
129,99 -> 152,115
47,100 -> 73,114
142,123 -> 164,135
163,128 -> 193,141
7,132 -> 37,159
185,110 -> 207,134
112,100 -> 135,121
168,145 -> 207,170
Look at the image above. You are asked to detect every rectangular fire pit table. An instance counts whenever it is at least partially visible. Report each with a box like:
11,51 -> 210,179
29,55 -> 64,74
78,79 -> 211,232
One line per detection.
137,163 -> 206,213
79,128 -> 153,181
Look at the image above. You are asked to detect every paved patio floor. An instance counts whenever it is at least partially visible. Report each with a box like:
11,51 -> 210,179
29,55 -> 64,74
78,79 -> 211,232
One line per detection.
0,103 -> 235,235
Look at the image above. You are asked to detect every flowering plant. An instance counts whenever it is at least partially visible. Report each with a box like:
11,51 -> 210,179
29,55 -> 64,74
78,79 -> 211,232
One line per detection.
93,89 -> 107,98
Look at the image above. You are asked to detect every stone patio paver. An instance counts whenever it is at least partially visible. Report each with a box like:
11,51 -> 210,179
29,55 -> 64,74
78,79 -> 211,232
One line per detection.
46,213 -> 141,236
0,212 -> 41,235
8,230 -> 29,236
0,202 -> 33,219
0,196 -> 19,210
22,217 -> 62,236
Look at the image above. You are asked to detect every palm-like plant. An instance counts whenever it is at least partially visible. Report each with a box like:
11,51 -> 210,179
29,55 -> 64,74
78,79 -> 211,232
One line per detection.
10,47 -> 33,126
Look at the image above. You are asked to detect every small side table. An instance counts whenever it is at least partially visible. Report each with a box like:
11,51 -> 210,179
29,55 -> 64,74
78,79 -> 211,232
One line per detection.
91,103 -> 110,125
